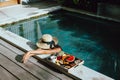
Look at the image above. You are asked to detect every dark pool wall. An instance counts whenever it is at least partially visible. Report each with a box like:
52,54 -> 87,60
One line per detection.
97,3 -> 120,20
22,0 -> 43,4
62,0 -> 98,13
56,0 -> 120,21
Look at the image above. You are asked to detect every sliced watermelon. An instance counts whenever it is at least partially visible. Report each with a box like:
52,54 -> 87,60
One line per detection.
66,56 -> 75,62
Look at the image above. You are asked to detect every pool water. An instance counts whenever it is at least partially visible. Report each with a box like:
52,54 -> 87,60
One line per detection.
5,10 -> 120,79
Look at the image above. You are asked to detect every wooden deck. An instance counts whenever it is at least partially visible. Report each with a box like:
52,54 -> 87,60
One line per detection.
0,39 -> 74,80
0,0 -> 19,7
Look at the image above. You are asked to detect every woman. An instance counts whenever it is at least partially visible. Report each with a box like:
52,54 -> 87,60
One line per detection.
22,34 -> 62,63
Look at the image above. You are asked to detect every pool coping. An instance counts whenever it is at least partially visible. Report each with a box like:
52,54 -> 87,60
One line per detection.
0,5 -> 61,27
0,6 -> 114,80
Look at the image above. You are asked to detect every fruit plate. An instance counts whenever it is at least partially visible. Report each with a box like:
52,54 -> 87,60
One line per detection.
44,51 -> 84,71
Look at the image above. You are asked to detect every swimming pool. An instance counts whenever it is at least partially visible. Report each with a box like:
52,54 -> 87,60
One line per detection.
4,10 -> 120,79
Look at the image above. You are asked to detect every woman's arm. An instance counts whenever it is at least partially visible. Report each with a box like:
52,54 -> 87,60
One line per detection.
22,47 -> 61,63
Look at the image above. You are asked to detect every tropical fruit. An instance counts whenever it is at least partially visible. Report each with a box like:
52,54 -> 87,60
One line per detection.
66,56 -> 75,62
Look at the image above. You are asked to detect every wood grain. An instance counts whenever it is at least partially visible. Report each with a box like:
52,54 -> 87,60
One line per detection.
0,65 -> 18,80
0,53 -> 38,80
0,0 -> 19,7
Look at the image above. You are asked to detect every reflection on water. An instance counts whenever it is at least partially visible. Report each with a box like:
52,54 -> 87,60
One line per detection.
5,19 -> 42,43
5,11 -> 120,79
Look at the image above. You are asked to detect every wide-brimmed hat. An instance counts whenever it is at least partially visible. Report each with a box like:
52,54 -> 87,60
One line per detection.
36,34 -> 58,49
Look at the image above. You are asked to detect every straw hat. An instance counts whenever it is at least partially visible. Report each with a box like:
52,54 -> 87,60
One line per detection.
36,34 -> 58,49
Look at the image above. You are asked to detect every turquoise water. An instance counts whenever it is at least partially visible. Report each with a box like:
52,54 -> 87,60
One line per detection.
5,10 -> 120,79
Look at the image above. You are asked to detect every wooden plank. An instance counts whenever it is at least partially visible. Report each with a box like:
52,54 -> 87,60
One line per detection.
0,53 -> 38,80
0,0 -> 18,7
0,65 -> 18,80
0,40 -> 61,80
0,39 -> 73,80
